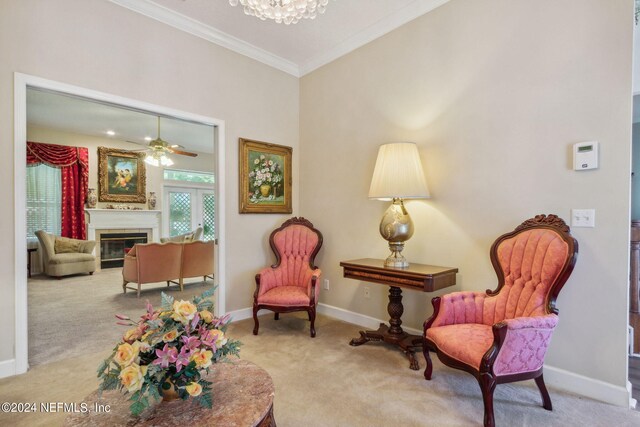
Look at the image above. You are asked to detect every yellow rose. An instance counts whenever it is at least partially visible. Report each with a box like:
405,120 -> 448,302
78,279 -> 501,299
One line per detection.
210,330 -> 228,347
185,382 -> 202,397
114,343 -> 139,367
190,349 -> 213,369
171,300 -> 197,323
133,340 -> 151,353
123,328 -> 141,343
162,330 -> 180,343
199,310 -> 214,324
119,363 -> 147,393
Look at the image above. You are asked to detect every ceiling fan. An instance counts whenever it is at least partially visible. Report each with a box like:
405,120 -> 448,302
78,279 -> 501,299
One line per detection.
129,116 -> 198,166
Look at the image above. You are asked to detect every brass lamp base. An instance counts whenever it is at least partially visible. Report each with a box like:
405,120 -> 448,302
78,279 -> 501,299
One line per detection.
385,242 -> 408,268
379,198 -> 414,268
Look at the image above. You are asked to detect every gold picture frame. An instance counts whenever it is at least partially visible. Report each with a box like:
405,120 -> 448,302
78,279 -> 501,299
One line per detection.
98,147 -> 146,203
239,138 -> 292,214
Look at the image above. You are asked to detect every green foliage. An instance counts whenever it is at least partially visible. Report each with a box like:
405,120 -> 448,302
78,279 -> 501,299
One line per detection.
193,286 -> 216,312
161,292 -> 175,311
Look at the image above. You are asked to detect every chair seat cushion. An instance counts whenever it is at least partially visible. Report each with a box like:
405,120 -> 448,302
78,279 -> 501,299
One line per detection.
49,253 -> 95,264
258,286 -> 310,306
426,323 -> 493,369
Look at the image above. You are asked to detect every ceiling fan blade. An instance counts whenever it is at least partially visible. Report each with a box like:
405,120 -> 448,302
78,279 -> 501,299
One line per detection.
168,148 -> 198,157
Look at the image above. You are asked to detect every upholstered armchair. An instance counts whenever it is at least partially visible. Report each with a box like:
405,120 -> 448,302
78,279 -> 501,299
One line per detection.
35,230 -> 96,278
422,215 -> 578,427
253,217 -> 323,337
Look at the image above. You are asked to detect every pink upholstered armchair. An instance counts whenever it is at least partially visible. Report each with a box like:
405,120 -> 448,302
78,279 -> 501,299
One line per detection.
253,217 -> 323,337
423,215 -> 578,427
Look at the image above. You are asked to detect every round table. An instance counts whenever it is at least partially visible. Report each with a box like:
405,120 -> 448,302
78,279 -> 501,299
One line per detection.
65,359 -> 276,427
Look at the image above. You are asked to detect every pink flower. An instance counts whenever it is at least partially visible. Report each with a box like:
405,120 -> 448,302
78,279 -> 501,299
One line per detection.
213,313 -> 231,328
152,344 -> 177,368
175,347 -> 191,372
115,314 -> 130,321
181,335 -> 201,351
199,329 -> 217,351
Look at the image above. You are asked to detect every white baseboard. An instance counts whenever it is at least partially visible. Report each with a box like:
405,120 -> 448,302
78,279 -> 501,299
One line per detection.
628,381 -> 637,409
0,359 -> 16,379
317,302 -> 422,335
226,307 -> 253,323
543,364 -> 631,407
227,303 -> 633,408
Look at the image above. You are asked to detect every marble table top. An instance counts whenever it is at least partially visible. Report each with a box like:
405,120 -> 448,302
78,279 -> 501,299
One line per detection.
65,359 -> 275,427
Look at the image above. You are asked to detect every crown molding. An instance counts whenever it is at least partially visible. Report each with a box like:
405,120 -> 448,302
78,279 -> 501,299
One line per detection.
108,0 -> 300,77
299,0 -> 450,76
108,0 -> 450,78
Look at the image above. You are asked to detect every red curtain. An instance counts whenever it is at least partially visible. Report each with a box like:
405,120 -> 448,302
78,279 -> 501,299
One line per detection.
27,141 -> 89,240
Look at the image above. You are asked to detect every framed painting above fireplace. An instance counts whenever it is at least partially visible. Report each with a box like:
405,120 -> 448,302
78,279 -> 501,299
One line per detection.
98,147 -> 146,203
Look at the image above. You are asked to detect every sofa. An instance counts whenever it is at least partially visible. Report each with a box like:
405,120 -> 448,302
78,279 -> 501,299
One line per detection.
122,240 -> 214,297
160,226 -> 203,243
35,230 -> 96,278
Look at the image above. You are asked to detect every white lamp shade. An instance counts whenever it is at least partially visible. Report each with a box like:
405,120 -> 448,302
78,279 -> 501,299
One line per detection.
368,142 -> 430,200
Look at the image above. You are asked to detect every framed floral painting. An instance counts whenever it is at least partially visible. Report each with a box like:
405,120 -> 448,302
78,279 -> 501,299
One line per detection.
239,138 -> 292,214
98,147 -> 146,203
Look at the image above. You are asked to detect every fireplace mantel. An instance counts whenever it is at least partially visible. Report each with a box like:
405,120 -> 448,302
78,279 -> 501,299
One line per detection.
85,209 -> 161,242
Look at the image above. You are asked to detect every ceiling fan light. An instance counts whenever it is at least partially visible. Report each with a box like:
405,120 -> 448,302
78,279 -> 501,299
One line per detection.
144,154 -> 159,167
160,154 -> 174,167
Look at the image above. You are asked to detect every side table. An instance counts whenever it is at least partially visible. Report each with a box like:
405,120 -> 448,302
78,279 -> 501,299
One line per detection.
64,359 -> 276,426
340,258 -> 458,370
27,247 -> 37,278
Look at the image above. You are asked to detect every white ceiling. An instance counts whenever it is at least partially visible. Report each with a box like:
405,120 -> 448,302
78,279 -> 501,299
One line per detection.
27,89 -> 215,153
110,0 -> 450,76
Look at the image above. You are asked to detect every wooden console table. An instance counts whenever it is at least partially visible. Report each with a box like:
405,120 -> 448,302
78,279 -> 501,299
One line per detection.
340,258 -> 458,370
64,359 -> 275,426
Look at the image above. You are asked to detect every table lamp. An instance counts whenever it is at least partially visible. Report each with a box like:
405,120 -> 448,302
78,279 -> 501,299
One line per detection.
368,142 -> 430,268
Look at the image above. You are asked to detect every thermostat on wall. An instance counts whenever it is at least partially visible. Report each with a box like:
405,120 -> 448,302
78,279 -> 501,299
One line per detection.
573,141 -> 598,171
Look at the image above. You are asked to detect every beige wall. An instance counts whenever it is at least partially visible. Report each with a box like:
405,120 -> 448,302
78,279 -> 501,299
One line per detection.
300,0 -> 633,391
0,0 -> 299,363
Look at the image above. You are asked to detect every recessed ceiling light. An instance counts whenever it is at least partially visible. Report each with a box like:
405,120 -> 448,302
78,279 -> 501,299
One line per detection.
144,136 -> 152,141
106,130 -> 115,136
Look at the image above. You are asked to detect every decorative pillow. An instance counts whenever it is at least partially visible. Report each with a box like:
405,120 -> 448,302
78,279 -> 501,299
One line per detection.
54,237 -> 81,254
78,240 -> 97,254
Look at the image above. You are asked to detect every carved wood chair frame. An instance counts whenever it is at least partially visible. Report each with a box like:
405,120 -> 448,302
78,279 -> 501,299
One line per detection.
253,217 -> 324,337
422,214 -> 578,427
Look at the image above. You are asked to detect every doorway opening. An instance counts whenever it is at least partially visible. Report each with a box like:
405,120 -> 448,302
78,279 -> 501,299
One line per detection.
13,73 -> 226,375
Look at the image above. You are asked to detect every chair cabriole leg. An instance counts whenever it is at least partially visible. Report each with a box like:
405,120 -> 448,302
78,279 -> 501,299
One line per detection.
479,373 -> 496,427
252,305 -> 260,335
535,373 -> 553,410
423,344 -> 433,380
309,307 -> 316,338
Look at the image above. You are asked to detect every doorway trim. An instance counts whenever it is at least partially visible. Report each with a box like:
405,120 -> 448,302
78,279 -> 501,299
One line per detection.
13,72 -> 226,376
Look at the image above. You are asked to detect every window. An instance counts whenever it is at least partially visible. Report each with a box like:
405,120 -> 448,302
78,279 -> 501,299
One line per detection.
163,169 -> 215,184
27,164 -> 61,243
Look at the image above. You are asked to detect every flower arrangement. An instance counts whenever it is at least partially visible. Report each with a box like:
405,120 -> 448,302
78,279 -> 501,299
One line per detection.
248,154 -> 283,202
97,288 -> 240,416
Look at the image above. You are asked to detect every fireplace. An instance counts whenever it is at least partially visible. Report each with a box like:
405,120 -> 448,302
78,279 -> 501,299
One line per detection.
100,232 -> 148,269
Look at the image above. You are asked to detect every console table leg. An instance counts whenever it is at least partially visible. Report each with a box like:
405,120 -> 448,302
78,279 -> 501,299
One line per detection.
387,286 -> 404,334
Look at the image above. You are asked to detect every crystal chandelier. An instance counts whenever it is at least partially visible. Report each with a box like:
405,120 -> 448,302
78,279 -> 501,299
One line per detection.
229,0 -> 330,25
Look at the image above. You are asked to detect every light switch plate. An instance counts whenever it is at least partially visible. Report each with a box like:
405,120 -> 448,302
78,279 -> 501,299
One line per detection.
571,209 -> 595,227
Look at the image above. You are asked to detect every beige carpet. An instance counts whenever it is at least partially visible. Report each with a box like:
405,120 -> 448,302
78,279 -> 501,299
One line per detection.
27,269 -> 211,366
1,270 -> 638,426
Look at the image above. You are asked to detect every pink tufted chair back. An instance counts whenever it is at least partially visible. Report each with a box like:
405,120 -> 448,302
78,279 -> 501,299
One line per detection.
269,219 -> 323,289
482,223 -> 574,325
